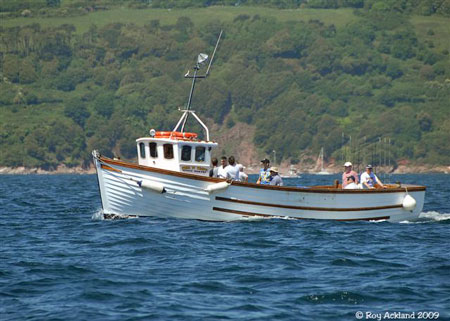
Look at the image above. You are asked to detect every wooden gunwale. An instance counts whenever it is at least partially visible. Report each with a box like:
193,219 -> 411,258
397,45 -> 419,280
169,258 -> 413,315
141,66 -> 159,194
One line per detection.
100,164 -> 121,173
99,156 -> 426,194
215,196 -> 403,212
212,207 -> 391,221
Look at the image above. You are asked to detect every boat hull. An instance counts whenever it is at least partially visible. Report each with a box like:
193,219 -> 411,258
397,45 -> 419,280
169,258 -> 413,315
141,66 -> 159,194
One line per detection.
94,157 -> 425,222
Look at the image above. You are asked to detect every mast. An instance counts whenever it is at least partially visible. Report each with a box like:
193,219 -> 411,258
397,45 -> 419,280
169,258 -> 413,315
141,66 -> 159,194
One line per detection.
320,147 -> 324,172
173,30 -> 223,140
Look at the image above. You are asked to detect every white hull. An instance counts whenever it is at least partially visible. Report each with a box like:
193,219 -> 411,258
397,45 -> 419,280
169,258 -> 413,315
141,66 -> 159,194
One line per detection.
314,171 -> 331,175
94,157 -> 425,223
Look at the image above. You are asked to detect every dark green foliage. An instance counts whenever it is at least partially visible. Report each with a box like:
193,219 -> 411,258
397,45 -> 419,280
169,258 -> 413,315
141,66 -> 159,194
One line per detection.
64,98 -> 90,128
0,0 -> 449,17
3,55 -> 20,83
0,6 -> 449,169
92,93 -> 115,118
46,0 -> 60,7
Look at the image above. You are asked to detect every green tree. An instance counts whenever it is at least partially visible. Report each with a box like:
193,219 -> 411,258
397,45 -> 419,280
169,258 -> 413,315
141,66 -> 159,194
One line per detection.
92,93 -> 115,118
64,98 -> 90,128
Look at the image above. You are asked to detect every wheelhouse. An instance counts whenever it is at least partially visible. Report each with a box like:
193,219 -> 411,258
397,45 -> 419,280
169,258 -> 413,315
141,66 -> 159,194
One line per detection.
136,131 -> 217,176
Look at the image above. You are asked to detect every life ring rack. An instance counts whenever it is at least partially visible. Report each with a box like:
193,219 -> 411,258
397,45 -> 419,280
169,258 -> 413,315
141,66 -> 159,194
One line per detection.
154,131 -> 198,140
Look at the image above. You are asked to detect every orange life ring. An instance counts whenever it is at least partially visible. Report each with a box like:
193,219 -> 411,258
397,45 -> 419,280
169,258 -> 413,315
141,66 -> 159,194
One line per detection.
154,131 -> 198,139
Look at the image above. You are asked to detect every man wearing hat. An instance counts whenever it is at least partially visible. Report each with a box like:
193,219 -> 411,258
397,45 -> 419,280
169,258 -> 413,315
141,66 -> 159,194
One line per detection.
342,161 -> 359,188
256,158 -> 271,185
269,167 -> 283,186
237,164 -> 248,182
360,165 -> 385,189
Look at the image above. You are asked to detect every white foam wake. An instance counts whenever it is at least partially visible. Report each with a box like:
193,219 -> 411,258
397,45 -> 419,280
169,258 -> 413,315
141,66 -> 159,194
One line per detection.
91,208 -> 104,220
400,211 -> 450,224
418,211 -> 450,221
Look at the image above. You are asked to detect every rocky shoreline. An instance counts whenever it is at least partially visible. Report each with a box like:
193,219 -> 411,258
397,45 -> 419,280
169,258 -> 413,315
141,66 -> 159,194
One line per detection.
1,163 -> 448,175
0,164 -> 96,175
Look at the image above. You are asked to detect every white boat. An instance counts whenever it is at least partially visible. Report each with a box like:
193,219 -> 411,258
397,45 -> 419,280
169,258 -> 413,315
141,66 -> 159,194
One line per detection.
281,165 -> 301,178
314,147 -> 331,175
92,32 -> 426,223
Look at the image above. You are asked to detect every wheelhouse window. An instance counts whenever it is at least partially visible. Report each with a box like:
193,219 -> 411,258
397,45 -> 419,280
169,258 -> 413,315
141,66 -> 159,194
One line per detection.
181,145 -> 192,161
150,142 -> 158,158
195,146 -> 206,162
163,144 -> 174,159
139,142 -> 146,158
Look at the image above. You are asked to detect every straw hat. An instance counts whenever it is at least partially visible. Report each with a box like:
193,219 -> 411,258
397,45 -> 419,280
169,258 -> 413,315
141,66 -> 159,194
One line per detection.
269,167 -> 279,173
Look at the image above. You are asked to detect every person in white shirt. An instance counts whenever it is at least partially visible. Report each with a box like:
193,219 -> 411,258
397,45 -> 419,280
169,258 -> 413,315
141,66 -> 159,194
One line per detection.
237,164 -> 248,182
217,156 -> 228,179
224,156 -> 239,181
344,176 -> 361,189
360,165 -> 385,189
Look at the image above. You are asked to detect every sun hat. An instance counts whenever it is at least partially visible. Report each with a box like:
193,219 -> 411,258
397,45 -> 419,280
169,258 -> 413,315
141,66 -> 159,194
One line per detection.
344,161 -> 352,167
269,167 -> 279,173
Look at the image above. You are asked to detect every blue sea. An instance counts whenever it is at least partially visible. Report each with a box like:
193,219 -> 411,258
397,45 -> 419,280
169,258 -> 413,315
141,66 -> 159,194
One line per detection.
1,174 -> 449,321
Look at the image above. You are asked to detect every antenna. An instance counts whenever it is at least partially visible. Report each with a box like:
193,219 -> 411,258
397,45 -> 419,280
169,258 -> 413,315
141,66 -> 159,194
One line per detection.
205,29 -> 223,76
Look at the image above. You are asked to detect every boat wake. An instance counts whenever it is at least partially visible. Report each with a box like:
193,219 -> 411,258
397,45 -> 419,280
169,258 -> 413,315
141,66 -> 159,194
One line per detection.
91,209 -> 141,220
400,211 -> 450,224
91,208 -> 104,220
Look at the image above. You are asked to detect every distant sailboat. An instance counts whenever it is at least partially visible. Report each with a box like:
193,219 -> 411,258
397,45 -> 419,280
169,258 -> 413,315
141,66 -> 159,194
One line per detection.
315,147 -> 331,175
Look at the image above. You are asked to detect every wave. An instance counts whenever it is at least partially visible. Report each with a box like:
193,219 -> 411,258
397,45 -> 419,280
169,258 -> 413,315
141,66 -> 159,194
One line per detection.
400,211 -> 450,224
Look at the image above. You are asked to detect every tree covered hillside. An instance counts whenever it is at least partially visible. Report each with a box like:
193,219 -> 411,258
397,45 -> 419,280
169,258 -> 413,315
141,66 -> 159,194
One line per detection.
0,5 -> 449,169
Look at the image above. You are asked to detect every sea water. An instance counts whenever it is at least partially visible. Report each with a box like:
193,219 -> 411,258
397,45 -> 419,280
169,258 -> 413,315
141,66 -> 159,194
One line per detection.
0,174 -> 449,321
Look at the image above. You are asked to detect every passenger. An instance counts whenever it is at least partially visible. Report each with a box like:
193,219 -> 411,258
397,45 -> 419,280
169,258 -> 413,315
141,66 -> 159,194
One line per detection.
360,165 -> 385,189
256,158 -> 271,185
269,167 -> 283,186
237,164 -> 248,182
217,156 -> 228,179
342,161 -> 359,188
225,156 -> 240,180
209,157 -> 219,178
344,176 -> 360,189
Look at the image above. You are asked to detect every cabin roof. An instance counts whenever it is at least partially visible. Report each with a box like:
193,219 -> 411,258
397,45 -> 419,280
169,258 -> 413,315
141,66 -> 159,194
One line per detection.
136,137 -> 218,145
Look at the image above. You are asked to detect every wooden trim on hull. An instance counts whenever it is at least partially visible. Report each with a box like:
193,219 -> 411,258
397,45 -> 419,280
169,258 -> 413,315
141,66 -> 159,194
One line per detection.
215,196 -> 403,212
98,156 -> 426,194
101,164 -> 121,173
212,207 -> 390,221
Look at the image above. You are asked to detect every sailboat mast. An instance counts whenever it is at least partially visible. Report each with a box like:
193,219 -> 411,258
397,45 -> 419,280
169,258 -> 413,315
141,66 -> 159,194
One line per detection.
321,147 -> 324,172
